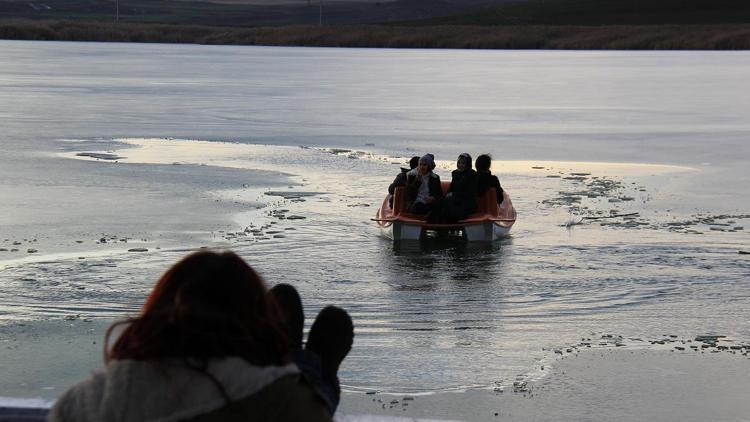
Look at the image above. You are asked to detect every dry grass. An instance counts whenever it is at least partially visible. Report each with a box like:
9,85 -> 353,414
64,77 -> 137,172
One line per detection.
1,19 -> 749,49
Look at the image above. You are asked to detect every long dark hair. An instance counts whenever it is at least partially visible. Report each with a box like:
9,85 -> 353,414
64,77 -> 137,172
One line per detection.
475,154 -> 492,172
106,251 -> 288,367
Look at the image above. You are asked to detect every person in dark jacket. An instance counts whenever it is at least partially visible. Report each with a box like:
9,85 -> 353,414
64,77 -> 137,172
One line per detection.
441,153 -> 478,223
387,156 -> 420,207
49,251 -> 334,422
475,153 -> 504,204
388,156 -> 420,195
405,154 -> 443,219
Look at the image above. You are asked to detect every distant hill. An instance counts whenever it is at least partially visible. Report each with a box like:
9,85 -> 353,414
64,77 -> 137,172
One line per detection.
3,0 -> 748,27
0,0 -> 519,26
414,0 -> 750,26
1,0 -> 749,49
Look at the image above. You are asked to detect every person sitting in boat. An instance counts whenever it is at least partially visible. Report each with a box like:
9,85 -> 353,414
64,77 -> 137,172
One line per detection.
441,153 -> 478,223
49,250 -> 350,422
405,153 -> 443,219
387,156 -> 420,207
475,153 -> 504,204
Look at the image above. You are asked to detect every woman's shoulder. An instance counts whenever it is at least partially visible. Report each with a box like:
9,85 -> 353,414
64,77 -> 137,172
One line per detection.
477,172 -> 497,180
49,359 -> 306,422
48,367 -> 109,422
187,373 -> 332,422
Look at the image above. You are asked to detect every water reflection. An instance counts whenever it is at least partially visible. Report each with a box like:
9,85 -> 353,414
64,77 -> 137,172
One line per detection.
340,238 -> 517,392
374,237 -> 514,333
387,238 -> 511,286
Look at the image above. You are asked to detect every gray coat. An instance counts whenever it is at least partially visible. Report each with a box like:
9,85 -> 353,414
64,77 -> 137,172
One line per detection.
48,358 -> 331,422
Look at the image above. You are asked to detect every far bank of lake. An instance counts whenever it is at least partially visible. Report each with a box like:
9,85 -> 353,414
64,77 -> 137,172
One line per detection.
1,20 -> 749,50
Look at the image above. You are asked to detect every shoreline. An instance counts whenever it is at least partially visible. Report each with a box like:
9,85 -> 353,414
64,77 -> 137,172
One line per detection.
0,20 -> 749,50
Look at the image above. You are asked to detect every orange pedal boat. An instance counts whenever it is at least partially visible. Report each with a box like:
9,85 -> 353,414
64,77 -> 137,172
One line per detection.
374,181 -> 516,241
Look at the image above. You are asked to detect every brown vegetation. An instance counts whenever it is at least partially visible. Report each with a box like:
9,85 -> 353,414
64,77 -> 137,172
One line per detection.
1,19 -> 749,49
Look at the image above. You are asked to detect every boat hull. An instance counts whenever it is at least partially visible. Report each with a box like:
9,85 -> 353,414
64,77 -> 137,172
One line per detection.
375,184 -> 516,242
382,220 -> 512,241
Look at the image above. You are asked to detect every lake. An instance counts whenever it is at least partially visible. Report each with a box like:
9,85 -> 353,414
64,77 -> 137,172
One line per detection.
0,41 -> 748,404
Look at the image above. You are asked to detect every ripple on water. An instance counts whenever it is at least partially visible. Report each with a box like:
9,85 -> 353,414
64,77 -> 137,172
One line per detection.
2,143 -> 750,394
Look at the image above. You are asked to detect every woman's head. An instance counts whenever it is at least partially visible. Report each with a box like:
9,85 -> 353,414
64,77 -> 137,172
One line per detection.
475,154 -> 492,172
107,251 -> 287,366
457,153 -> 472,172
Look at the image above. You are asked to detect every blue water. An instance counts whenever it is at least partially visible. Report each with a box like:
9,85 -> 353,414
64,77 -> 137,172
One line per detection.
0,41 -> 748,399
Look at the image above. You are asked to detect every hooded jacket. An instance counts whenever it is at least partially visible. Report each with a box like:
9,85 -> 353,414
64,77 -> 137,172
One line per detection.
48,358 -> 331,422
447,154 -> 478,215
388,167 -> 410,195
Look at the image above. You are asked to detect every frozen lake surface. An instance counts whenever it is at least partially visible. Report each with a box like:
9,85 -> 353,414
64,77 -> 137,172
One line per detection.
0,41 -> 748,404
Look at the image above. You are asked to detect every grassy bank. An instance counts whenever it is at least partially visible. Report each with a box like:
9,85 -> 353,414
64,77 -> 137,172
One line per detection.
422,0 -> 750,26
2,19 -> 750,49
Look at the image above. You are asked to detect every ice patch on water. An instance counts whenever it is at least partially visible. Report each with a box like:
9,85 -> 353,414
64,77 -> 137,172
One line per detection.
6,136 -> 749,402
337,414 -> 459,422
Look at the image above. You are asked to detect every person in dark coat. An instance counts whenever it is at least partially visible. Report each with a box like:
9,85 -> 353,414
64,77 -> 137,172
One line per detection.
441,153 -> 478,223
405,154 -> 443,219
475,153 -> 504,204
387,156 -> 420,207
388,156 -> 420,195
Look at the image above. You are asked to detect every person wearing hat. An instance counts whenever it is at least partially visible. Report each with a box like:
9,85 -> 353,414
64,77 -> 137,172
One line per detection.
405,154 -> 443,220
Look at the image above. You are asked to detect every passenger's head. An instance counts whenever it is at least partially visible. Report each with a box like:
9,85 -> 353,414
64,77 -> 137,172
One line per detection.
457,153 -> 472,172
409,156 -> 420,169
475,154 -> 492,172
107,251 -> 287,366
418,154 -> 435,173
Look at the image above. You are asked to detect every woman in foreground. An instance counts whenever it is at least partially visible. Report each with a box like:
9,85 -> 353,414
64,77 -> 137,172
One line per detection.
49,251 -> 339,422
